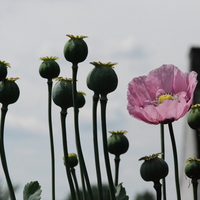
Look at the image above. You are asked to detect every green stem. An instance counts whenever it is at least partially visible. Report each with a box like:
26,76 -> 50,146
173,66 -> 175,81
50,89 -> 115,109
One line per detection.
192,178 -> 198,200
0,105 -> 16,200
114,155 -> 120,186
72,64 -> 94,200
153,180 -> 162,200
70,168 -> 81,200
168,123 -> 181,200
92,93 -> 103,200
160,123 -> 167,200
47,79 -> 55,200
60,109 -> 76,200
100,95 -> 116,200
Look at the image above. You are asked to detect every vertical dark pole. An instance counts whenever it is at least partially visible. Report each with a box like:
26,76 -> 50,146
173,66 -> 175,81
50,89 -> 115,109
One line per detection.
189,47 -> 200,158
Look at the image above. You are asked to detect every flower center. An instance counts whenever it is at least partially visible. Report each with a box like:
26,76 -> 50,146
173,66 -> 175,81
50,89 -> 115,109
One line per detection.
158,94 -> 174,104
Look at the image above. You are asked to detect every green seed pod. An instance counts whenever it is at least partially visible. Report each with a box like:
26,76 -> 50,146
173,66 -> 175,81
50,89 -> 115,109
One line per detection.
39,56 -> 60,79
185,158 -> 200,180
139,153 -> 169,182
63,35 -> 88,64
187,104 -> 200,130
86,62 -> 118,95
77,91 -> 86,108
0,78 -> 20,106
68,153 -> 78,168
0,61 -> 10,81
52,78 -> 73,110
107,131 -> 129,156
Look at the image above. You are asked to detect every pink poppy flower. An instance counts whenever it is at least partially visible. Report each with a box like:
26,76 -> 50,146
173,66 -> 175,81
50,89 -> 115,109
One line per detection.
127,64 -> 198,124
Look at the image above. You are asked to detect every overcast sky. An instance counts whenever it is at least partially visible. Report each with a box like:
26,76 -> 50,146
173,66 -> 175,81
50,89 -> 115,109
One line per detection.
0,1 -> 200,200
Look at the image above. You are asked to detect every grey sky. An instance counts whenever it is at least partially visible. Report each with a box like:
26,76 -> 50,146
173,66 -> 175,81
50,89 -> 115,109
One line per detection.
0,1 -> 200,199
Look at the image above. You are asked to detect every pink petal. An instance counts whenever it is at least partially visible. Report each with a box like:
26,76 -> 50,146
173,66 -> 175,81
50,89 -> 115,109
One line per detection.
127,64 -> 198,124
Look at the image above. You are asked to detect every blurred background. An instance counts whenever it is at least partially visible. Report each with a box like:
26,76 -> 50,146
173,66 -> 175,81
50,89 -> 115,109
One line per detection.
0,0 -> 200,199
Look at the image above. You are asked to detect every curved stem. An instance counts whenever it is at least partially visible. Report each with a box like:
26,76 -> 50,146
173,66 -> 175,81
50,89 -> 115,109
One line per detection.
153,180 -> 162,200
168,123 -> 181,200
160,123 -> 167,200
114,155 -> 120,186
92,93 -> 103,200
47,79 -> 55,200
60,109 -> 76,200
0,105 -> 16,200
72,65 -> 94,200
70,168 -> 81,200
100,95 -> 116,200
192,178 -> 198,200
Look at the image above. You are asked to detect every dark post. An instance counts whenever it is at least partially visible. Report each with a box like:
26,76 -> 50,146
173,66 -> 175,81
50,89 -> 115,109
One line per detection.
189,47 -> 200,158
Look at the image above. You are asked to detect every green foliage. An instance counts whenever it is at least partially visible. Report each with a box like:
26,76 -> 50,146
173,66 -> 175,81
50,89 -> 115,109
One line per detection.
134,191 -> 155,200
23,181 -> 42,200
115,183 -> 129,200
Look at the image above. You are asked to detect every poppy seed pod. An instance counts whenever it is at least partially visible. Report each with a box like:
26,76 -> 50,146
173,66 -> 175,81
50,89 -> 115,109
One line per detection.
187,104 -> 200,130
107,131 -> 129,156
77,91 -> 86,108
185,158 -> 200,180
64,35 -> 88,64
67,153 -> 79,168
0,61 -> 10,81
139,153 -> 169,182
87,62 -> 118,95
39,56 -> 60,79
0,78 -> 20,106
52,78 -> 73,110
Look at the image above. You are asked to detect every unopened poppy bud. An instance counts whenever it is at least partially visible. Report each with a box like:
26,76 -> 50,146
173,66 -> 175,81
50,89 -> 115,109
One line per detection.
187,104 -> 200,130
64,35 -> 88,64
0,61 -> 10,81
107,131 -> 129,156
0,78 -> 20,106
52,77 -> 73,110
39,56 -> 60,79
139,153 -> 168,182
87,62 -> 118,95
185,158 -> 200,180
